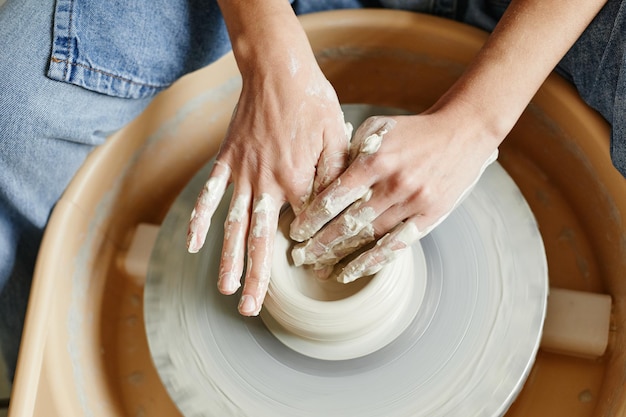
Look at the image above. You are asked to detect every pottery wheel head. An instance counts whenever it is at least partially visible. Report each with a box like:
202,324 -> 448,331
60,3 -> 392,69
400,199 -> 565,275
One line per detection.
144,105 -> 548,417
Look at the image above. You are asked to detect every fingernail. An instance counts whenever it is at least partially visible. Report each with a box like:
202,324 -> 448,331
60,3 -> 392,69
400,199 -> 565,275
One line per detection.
337,270 -> 357,284
337,263 -> 364,284
238,295 -> 257,316
218,273 -> 240,294
186,231 -> 199,253
291,244 -> 308,266
289,225 -> 307,242
290,217 -> 320,243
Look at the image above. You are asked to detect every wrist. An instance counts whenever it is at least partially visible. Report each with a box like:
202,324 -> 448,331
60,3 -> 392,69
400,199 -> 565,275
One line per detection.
425,89 -> 507,155
218,0 -> 315,79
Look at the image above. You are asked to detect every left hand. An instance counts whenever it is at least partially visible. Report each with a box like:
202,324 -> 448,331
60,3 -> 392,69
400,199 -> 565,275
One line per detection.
288,0 -> 607,283
289,113 -> 498,283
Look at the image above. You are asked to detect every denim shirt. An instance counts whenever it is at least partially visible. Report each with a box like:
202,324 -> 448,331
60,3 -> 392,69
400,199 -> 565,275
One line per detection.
46,0 -> 507,99
45,0 -> 626,175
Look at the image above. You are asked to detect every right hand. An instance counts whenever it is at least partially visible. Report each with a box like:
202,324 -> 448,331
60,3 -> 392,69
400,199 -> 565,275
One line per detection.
187,4 -> 351,316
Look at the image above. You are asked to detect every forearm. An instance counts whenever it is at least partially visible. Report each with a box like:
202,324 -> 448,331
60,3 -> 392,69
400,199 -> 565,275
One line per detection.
432,0 -> 607,149
216,0 -> 315,77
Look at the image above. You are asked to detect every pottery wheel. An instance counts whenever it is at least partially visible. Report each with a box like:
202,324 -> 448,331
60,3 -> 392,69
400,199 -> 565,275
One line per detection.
144,106 -> 548,417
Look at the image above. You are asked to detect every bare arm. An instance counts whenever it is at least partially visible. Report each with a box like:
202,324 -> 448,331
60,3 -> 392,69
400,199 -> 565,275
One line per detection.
433,0 -> 607,146
187,0 -> 350,314
291,0 -> 608,282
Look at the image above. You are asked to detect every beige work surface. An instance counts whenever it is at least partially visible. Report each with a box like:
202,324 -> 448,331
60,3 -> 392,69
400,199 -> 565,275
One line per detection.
8,10 -> 626,417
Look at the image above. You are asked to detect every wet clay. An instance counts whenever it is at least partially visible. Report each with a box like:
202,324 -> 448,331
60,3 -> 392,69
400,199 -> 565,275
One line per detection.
262,209 -> 425,360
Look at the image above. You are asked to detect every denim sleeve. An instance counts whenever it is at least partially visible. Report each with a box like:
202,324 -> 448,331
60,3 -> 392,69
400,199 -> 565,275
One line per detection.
558,0 -> 626,177
47,0 -> 232,99
613,59 -> 626,177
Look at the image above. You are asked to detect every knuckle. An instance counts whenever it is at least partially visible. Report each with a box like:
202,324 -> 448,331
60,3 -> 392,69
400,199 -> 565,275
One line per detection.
380,169 -> 416,198
417,184 -> 436,206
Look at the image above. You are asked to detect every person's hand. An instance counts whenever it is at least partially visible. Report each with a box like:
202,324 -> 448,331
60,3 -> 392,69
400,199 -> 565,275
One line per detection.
186,4 -> 351,316
285,0 -> 608,284
289,113 -> 498,283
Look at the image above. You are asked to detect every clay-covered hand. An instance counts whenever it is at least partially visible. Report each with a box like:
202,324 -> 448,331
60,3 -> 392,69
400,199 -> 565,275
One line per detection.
186,45 -> 350,317
289,113 -> 498,283
290,0 -> 604,284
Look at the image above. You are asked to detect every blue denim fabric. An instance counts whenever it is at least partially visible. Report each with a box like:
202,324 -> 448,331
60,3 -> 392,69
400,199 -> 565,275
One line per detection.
0,0 -> 153,380
1,0 -> 625,382
47,0 -> 231,99
558,0 -> 626,176
379,0 -> 460,19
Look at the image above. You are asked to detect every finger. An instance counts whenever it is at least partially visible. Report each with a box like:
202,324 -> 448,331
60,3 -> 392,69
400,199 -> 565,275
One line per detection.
348,116 -> 396,162
308,227 -> 377,280
218,192 -> 252,295
187,161 -> 231,253
304,196 -> 411,280
311,121 -> 352,197
289,171 -> 372,242
292,170 -> 421,268
308,193 -> 415,280
293,224 -> 376,268
291,178 -> 314,217
289,117 -> 397,243
292,120 -> 352,217
335,146 -> 498,259
336,220 -> 422,284
238,193 -> 281,316
291,189 -> 378,266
